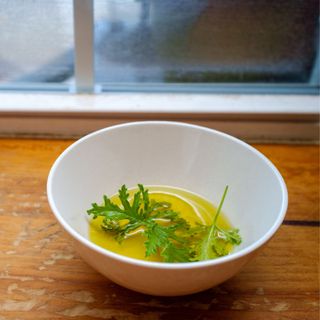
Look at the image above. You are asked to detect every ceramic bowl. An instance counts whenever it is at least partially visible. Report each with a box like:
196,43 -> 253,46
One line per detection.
47,121 -> 287,296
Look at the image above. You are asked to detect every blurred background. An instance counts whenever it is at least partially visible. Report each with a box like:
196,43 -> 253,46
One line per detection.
0,0 -> 318,90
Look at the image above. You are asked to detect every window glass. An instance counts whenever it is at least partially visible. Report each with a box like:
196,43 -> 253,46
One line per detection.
95,0 -> 319,84
0,0 -> 73,85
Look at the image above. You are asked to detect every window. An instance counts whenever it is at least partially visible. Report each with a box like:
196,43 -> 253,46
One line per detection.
95,0 -> 319,92
0,0 -> 73,90
0,0 -> 318,93
0,1 -> 318,141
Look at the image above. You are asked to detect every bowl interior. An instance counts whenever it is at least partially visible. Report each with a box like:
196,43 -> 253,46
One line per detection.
49,122 -> 286,255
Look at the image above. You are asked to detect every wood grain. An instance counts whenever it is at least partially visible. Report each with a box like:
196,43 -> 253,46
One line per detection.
0,139 -> 319,320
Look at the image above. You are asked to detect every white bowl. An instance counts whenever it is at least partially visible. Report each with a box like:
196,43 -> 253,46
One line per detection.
47,121 -> 288,296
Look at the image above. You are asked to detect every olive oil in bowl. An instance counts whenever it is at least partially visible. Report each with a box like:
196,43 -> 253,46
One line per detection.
88,185 -> 240,263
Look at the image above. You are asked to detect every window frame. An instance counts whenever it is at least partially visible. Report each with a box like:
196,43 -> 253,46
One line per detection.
1,0 -> 319,94
0,0 -> 318,142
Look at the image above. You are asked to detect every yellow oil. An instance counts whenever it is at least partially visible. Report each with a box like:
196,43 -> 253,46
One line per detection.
89,185 -> 233,262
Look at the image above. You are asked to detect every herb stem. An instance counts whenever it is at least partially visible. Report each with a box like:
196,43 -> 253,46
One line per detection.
212,186 -> 229,227
202,186 -> 229,260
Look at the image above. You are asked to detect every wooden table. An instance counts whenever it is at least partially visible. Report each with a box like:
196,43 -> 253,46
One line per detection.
0,139 -> 318,320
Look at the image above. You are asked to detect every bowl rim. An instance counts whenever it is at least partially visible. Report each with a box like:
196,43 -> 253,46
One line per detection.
47,121 -> 288,270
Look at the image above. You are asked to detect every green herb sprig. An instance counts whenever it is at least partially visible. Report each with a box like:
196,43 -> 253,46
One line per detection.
193,186 -> 241,261
87,184 -> 192,262
87,184 -> 241,262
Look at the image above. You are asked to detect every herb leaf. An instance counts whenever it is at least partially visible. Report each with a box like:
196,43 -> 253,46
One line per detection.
87,184 -> 241,263
195,186 -> 242,261
87,184 -> 193,262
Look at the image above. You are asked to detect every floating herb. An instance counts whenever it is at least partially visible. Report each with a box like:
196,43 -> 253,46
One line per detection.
87,184 -> 241,262
194,186 -> 242,261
